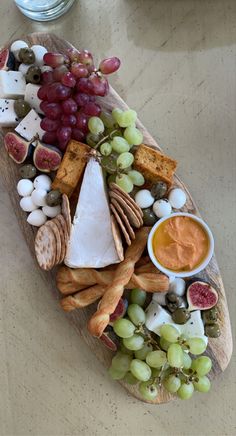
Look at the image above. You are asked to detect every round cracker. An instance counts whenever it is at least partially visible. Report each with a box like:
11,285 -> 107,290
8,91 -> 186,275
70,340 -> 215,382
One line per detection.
111,215 -> 124,261
109,191 -> 141,228
35,224 -> 56,271
45,220 -> 61,265
62,194 -> 71,236
110,182 -> 143,218
110,204 -> 131,246
52,217 -> 65,264
56,214 -> 69,263
111,198 -> 135,240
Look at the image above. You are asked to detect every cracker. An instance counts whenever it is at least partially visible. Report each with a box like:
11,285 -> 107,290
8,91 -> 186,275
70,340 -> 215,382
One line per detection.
35,224 -> 56,271
109,191 -> 141,228
45,220 -> 61,265
110,204 -> 131,246
110,182 -> 143,224
53,216 -> 66,264
111,198 -> 135,240
111,215 -> 124,261
56,214 -> 69,263
62,194 -> 71,236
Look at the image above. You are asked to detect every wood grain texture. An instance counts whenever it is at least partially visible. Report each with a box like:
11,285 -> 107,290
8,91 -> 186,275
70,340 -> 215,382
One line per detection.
0,33 -> 232,404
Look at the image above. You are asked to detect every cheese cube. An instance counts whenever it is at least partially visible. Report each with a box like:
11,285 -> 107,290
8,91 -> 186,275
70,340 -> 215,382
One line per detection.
15,109 -> 44,143
24,83 -> 43,114
0,71 -> 26,99
0,99 -> 19,127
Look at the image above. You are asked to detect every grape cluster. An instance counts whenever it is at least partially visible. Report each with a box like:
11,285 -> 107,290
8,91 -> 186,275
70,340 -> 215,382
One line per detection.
85,108 -> 145,193
38,49 -> 120,151
109,289 -> 212,401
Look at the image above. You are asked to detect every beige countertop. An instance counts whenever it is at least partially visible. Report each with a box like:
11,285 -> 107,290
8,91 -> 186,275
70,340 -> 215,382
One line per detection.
0,1 -> 235,435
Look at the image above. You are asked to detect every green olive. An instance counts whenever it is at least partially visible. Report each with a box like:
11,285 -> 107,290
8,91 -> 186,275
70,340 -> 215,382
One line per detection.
202,307 -> 218,324
18,48 -> 35,64
151,181 -> 168,200
172,308 -> 191,324
14,99 -> 31,118
142,208 -> 157,226
19,164 -> 37,179
25,65 -> 41,84
46,190 -> 62,207
205,323 -> 221,338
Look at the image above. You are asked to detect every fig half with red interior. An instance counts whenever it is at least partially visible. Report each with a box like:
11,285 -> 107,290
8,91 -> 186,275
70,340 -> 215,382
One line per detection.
100,327 -> 119,351
109,298 -> 128,323
33,142 -> 62,172
187,280 -> 218,311
4,132 -> 31,164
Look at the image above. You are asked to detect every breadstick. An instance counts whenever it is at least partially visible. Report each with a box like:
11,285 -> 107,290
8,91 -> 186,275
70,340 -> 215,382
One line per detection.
60,285 -> 105,311
88,227 -> 150,337
56,266 -> 115,295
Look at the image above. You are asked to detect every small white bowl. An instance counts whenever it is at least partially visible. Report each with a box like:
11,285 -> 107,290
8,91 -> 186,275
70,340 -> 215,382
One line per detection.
147,212 -> 214,279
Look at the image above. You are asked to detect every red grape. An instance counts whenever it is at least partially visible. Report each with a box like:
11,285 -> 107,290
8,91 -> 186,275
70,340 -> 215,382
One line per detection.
57,126 -> 72,142
62,98 -> 77,114
66,48 -> 80,62
41,117 -> 60,132
61,72 -> 76,88
76,78 -> 94,94
47,83 -> 72,102
43,52 -> 68,68
43,102 -> 62,120
89,74 -> 109,96
78,50 -> 93,66
38,84 -> 49,100
40,100 -> 49,113
42,131 -> 58,144
61,114 -> 77,127
41,70 -> 54,84
58,138 -> 69,152
53,65 -> 69,81
75,112 -> 89,132
99,57 -> 120,74
83,101 -> 101,116
71,128 -> 85,142
71,62 -> 88,79
74,92 -> 90,107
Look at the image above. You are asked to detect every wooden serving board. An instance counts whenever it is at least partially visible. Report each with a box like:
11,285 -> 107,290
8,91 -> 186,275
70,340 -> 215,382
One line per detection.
0,33 -> 233,404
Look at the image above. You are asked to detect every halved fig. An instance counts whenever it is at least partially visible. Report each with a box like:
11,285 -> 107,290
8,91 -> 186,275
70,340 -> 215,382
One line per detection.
4,132 -> 31,164
187,280 -> 218,311
33,142 -> 62,173
0,48 -> 15,70
109,298 -> 128,323
100,327 -> 119,351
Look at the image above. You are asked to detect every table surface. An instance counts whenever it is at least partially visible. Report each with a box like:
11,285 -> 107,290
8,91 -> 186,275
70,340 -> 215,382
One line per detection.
0,1 -> 235,435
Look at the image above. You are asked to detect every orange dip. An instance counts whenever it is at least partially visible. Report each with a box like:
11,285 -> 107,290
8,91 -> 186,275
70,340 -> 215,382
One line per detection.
152,216 -> 210,272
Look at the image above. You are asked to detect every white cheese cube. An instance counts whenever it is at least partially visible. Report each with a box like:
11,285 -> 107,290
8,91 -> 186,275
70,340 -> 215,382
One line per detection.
15,109 -> 44,143
0,99 -> 19,127
0,71 -> 26,99
24,83 -> 43,114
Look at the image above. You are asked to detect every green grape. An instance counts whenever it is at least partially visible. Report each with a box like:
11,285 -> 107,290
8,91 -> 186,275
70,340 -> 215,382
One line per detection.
119,343 -> 134,356
107,174 -> 117,184
100,141 -> 112,156
116,174 -> 133,193
117,152 -> 134,169
113,318 -> 135,338
130,288 -> 146,306
124,126 -> 143,145
86,132 -> 101,147
100,110 -> 116,128
160,324 -> 180,343
127,170 -> 145,187
167,344 -> 183,368
123,372 -> 138,385
100,156 -> 117,174
160,337 -> 172,352
193,376 -> 211,393
130,359 -> 152,381
177,382 -> 194,400
108,366 -> 126,380
182,352 -> 192,369
146,350 -> 167,368
88,116 -> 105,134
139,381 -> 158,401
163,375 -> 181,393
123,334 -> 144,351
112,108 -> 123,123
117,109 -> 137,128
187,338 -> 207,355
127,304 -> 146,326
151,368 -> 161,378
135,343 -> 153,360
111,352 -> 132,372
191,356 -> 212,376
111,136 -> 130,153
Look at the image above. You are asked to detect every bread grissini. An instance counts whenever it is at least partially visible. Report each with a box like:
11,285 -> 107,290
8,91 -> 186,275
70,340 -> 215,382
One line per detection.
87,227 -> 150,337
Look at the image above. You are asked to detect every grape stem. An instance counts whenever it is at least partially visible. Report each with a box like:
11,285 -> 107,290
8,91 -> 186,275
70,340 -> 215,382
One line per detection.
94,129 -> 121,150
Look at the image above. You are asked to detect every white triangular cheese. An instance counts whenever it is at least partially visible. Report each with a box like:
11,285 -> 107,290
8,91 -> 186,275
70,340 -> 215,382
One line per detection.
65,157 -> 120,268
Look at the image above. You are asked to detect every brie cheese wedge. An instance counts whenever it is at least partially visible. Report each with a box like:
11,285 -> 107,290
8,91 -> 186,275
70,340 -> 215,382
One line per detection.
65,158 -> 120,268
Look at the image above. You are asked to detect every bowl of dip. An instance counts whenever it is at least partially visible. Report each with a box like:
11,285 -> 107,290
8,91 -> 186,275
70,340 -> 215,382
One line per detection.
147,212 -> 214,279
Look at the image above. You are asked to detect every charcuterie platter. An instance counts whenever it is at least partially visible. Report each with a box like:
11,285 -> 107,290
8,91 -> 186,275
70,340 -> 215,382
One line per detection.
0,33 -> 232,404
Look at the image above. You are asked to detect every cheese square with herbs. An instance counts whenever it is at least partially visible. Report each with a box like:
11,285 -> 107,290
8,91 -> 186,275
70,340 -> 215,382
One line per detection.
15,109 -> 44,142
0,70 -> 26,99
0,99 -> 19,127
65,158 -> 120,268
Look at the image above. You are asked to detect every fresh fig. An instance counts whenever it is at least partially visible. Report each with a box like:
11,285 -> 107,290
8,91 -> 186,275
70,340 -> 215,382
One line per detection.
33,142 -> 62,173
100,327 -> 119,351
0,48 -> 15,70
109,298 -> 128,323
4,132 -> 31,164
187,280 -> 218,311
